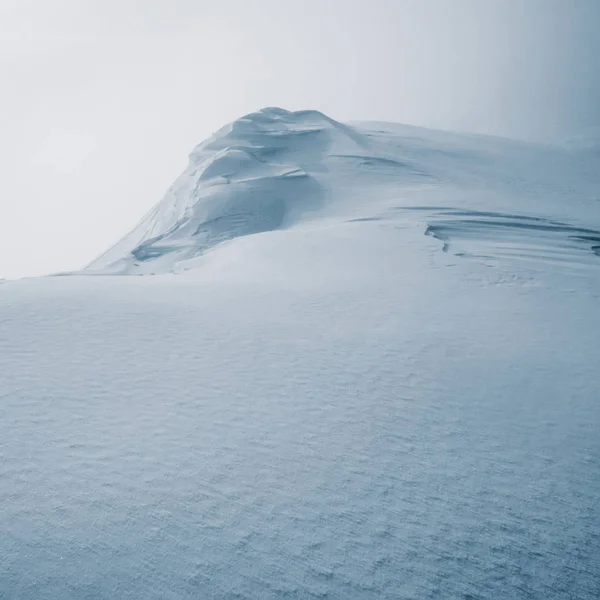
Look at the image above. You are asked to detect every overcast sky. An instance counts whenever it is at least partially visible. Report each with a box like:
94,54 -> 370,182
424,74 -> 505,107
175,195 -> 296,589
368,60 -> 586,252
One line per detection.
1,0 -> 599,278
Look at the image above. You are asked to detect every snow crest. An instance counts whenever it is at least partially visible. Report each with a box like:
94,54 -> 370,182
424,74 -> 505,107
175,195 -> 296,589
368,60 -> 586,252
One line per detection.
87,108 -> 362,274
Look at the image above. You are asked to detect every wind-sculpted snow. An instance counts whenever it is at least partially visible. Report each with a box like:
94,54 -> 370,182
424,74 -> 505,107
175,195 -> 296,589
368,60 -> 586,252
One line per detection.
87,109 -> 600,275
422,209 -> 600,266
2,109 -> 600,599
87,108 -> 358,274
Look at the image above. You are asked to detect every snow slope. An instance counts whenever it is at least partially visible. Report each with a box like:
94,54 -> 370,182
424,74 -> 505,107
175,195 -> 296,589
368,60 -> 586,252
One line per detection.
86,108 -> 600,275
1,109 -> 600,599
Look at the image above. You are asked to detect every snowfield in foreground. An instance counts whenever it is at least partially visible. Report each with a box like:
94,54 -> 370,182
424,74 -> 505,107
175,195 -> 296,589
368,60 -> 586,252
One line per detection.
1,108 -> 599,599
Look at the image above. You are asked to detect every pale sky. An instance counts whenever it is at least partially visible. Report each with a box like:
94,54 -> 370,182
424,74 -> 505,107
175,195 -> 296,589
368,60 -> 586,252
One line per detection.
1,0 -> 599,278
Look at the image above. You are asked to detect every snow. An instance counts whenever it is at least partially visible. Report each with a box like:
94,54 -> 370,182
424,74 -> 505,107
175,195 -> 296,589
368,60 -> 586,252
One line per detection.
1,108 -> 599,599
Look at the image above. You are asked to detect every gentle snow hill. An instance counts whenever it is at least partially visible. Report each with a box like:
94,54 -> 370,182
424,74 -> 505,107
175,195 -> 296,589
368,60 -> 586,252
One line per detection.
1,108 -> 600,600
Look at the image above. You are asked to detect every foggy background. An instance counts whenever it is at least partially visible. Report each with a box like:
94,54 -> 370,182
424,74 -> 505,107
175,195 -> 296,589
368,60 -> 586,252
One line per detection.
1,0 -> 599,278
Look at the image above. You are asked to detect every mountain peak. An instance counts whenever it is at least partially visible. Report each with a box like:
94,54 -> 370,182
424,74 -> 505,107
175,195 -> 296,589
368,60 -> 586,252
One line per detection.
87,108 -> 356,274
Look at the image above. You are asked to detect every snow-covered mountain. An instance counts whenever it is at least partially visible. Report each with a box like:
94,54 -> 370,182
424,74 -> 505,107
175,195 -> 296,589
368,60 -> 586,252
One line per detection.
1,109 -> 599,599
88,108 -> 600,274
86,107 -> 600,275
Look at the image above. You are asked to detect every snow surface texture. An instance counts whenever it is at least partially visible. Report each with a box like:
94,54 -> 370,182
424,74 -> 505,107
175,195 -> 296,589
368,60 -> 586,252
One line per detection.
1,108 -> 600,599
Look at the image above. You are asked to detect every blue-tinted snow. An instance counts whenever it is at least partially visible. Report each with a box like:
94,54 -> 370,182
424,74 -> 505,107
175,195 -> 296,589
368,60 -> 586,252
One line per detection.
1,109 -> 599,599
